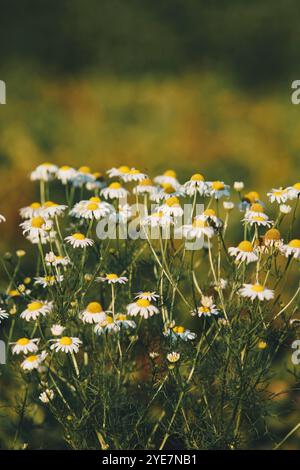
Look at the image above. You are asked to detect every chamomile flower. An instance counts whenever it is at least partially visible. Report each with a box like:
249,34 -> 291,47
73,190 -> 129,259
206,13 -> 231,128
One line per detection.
133,178 -> 156,195
80,302 -> 107,324
0,214 -> 5,223
115,314 -> 136,329
30,163 -> 58,182
97,273 -> 128,284
154,170 -> 180,188
107,165 -> 131,178
0,308 -> 9,322
39,389 -> 54,403
39,201 -> 67,218
195,209 -> 223,228
228,241 -> 258,264
192,296 -> 219,317
156,196 -> 183,217
134,291 -> 159,302
263,228 -> 283,248
56,165 -> 77,184
109,204 -> 133,224
267,188 -> 289,204
101,182 -> 129,200
287,182 -> 300,200
45,252 -> 70,267
20,216 -> 52,244
72,166 -> 95,187
127,299 -> 159,319
21,351 -> 47,371
120,168 -> 147,183
243,213 -> 273,227
70,197 -> 113,220
164,325 -> 196,342
234,182 -> 244,191
19,202 -> 42,219
50,337 -> 82,354
94,315 -> 120,334
182,218 -> 215,239
280,239 -> 300,259
34,275 -> 63,288
167,351 -> 180,363
223,201 -> 235,211
239,283 -> 274,301
279,204 -> 292,214
206,181 -> 230,199
11,337 -> 39,355
65,233 -> 94,248
51,324 -> 65,336
141,211 -> 173,228
183,173 -> 207,196
20,300 -> 53,321
86,172 -> 106,191
239,191 -> 261,211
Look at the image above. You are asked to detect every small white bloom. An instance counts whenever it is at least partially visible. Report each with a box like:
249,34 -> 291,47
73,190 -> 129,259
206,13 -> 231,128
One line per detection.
286,183 -> 300,200
134,291 -> 159,302
127,299 -> 159,319
21,351 -> 47,371
96,273 -> 128,285
154,170 -> 180,189
183,173 -> 207,196
195,209 -> 223,228
50,336 -> 82,354
57,165 -> 77,184
192,296 -> 219,317
39,201 -> 67,218
167,351 -> 180,363
239,283 -> 274,301
133,178 -> 157,195
234,182 -> 244,191
182,219 -> 215,239
280,239 -> 300,259
20,301 -> 53,321
94,315 -> 120,334
11,337 -> 39,355
101,182 -> 129,200
279,204 -> 292,214
115,313 -> 136,329
71,166 -> 95,187
206,181 -> 230,199
50,324 -> 65,336
223,201 -> 234,211
80,302 -> 107,324
20,216 -> 52,244
141,211 -> 173,228
65,233 -> 94,248
164,325 -> 196,342
267,188 -> 288,204
19,202 -> 42,219
70,197 -> 113,220
243,213 -> 273,227
39,389 -> 54,403
45,252 -> 70,267
121,169 -> 147,183
34,275 -> 63,288
228,241 -> 258,264
156,196 -> 183,217
30,163 -> 58,182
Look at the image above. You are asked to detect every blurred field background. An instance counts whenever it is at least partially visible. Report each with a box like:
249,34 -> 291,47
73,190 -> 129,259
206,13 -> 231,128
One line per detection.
0,0 -> 299,449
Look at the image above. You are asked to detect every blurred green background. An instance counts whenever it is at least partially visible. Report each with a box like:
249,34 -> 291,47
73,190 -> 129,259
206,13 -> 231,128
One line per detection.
0,0 -> 299,449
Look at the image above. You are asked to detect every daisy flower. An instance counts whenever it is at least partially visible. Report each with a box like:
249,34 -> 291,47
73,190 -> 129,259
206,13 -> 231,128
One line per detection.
11,337 -> 39,355
50,324 -> 65,336
182,218 -> 215,239
280,239 -> 300,259
195,209 -> 223,228
267,188 -> 289,204
133,178 -> 157,195
154,170 -> 180,188
263,228 -> 283,248
39,201 -> 67,218
165,325 -> 197,342
50,337 -> 82,354
183,173 -> 207,196
20,300 -> 53,321
115,313 -> 136,329
279,204 -> 292,214
97,273 -> 128,284
57,165 -> 77,184
234,182 -> 244,191
106,165 -> 131,178
0,214 -> 6,223
80,302 -> 107,324
21,351 -> 47,371
94,315 -> 120,334
71,166 -> 95,187
134,291 -> 159,302
141,211 -> 173,228
156,196 -> 183,217
0,308 -> 9,322
192,296 -> 219,317
19,202 -> 42,219
238,283 -> 274,301
45,252 -> 70,267
30,163 -> 58,182
70,197 -> 113,220
223,201 -> 235,211
101,182 -> 129,200
34,275 -> 63,288
20,216 -> 52,244
239,191 -> 261,211
127,299 -> 159,319
167,351 -> 180,363
39,389 -> 54,403
120,168 -> 147,183
287,182 -> 300,200
228,241 -> 258,264
86,172 -> 106,191
108,204 -> 133,224
65,233 -> 94,248
206,181 -> 230,199
243,213 -> 273,227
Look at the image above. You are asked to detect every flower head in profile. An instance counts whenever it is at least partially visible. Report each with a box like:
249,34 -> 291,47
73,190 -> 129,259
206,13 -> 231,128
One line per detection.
120,168 -> 147,183
127,298 -> 159,319
80,302 -> 107,324
45,252 -> 70,267
57,165 -> 77,184
141,211 -> 173,228
154,170 -> 180,188
192,296 -> 219,317
280,239 -> 300,259
134,291 -> 159,302
65,233 -> 94,248
133,178 -> 156,195
167,351 -> 180,364
94,315 -> 120,335
183,218 -> 215,239
39,389 -> 54,403
164,325 -> 196,342
287,182 -> 300,200
107,166 -> 131,178
239,283 -> 274,301
11,337 -> 39,355
97,273 -> 128,285
50,337 -> 82,354
263,228 -> 283,249
195,209 -> 223,228
20,216 -> 52,244
0,308 -> 8,323
115,313 -> 136,329
70,197 -> 113,220
183,173 -> 207,196
50,324 -> 65,336
38,201 -> 67,218
243,212 -> 273,227
30,163 -> 58,182
21,351 -> 47,371
19,202 -> 42,219
156,196 -> 183,217
20,300 -> 53,321
71,166 -> 95,187
228,241 -> 258,264
34,275 -> 63,288
206,181 -> 230,199
267,188 -> 288,204
101,182 -> 129,200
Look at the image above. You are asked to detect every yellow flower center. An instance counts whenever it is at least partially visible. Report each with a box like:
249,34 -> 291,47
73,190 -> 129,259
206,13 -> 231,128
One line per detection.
41,162 -> 52,167
17,338 -> 30,346
30,202 -> 41,209
203,209 -> 216,217
192,219 -> 208,228
87,302 -> 103,313
8,289 -> 20,297
107,273 -> 118,280
60,165 -> 71,171
252,216 -> 265,222
116,314 -> 127,321
164,170 -> 176,178
273,190 -> 285,196
251,284 -> 264,292
212,181 -> 225,191
72,233 -> 86,240
238,241 -> 253,252
44,201 -> 57,208
245,191 -> 260,203
139,178 -> 152,186
89,197 -> 101,203
109,182 -> 122,189
166,196 -> 179,207
258,340 -> 267,350
173,326 -> 185,334
191,173 -> 204,181
26,355 -> 38,362
136,299 -> 150,308
44,276 -> 56,283
250,203 -> 264,213
293,182 -> 300,190
162,183 -> 175,194
264,228 -> 281,240
152,211 -> 164,218
86,202 -> 99,211
201,306 -> 210,313
59,337 -> 73,346
288,239 -> 300,248
28,301 -> 43,311
118,166 -> 130,173
78,166 -> 91,173
129,169 -> 140,174
31,216 -> 45,228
